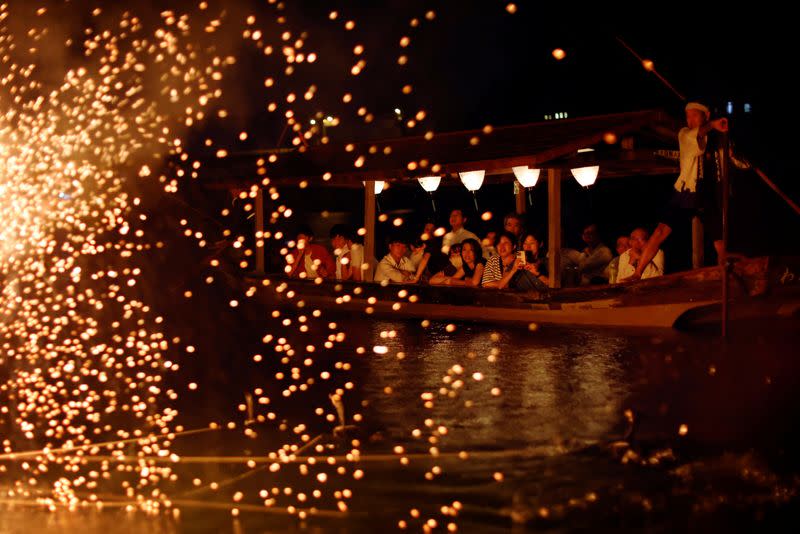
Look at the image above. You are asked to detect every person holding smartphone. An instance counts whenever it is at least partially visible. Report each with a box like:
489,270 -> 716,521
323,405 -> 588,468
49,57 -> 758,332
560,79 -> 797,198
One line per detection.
481,232 -> 547,291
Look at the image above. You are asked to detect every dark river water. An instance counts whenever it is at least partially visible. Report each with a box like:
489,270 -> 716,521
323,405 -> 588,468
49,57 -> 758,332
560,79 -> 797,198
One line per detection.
3,314 -> 800,533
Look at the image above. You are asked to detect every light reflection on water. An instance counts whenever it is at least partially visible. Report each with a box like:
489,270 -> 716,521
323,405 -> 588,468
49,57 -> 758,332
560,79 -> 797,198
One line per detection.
360,322 -> 631,450
3,318 -> 799,532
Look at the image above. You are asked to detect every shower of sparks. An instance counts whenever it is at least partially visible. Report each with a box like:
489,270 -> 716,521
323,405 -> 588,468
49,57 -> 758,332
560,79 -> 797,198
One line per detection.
0,0 -> 585,529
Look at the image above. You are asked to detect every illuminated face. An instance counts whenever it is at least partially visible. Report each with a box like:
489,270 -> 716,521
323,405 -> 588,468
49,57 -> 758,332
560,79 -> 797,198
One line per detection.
629,230 -> 647,252
497,236 -> 515,258
485,231 -> 496,246
685,109 -> 707,130
522,235 -> 539,254
461,242 -> 476,264
504,217 -> 521,237
449,210 -> 464,230
389,241 -> 407,259
331,235 -> 346,251
582,225 -> 598,246
616,236 -> 630,255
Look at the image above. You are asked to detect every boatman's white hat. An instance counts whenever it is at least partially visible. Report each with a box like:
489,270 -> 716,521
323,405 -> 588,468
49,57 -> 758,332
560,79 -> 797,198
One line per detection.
685,102 -> 710,117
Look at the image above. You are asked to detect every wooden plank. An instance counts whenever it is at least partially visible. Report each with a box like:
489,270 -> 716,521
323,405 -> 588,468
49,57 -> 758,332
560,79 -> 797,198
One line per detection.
254,187 -> 265,274
548,169 -> 562,288
364,181 -> 377,282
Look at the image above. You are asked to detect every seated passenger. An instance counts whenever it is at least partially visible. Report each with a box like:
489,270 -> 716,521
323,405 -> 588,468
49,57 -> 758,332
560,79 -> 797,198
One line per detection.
616,228 -> 664,282
330,224 -> 364,281
521,230 -> 549,286
482,230 -> 498,259
604,236 -> 630,285
560,223 -> 613,286
481,231 -> 548,291
287,225 -> 335,279
442,209 -> 480,252
374,234 -> 418,283
429,238 -> 486,287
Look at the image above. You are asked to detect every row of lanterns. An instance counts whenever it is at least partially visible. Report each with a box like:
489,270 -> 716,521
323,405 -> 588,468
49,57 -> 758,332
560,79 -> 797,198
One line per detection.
366,164 -> 600,197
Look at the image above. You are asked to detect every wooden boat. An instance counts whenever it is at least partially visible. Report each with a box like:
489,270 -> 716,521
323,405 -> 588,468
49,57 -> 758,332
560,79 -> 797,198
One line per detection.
246,257 -> 800,329
196,109 -> 799,330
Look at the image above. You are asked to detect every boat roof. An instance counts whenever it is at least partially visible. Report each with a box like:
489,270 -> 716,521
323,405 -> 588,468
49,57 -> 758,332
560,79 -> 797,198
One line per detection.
198,109 -> 682,190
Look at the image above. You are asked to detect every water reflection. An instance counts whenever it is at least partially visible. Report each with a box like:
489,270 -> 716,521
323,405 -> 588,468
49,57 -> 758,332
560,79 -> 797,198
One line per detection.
360,323 -> 630,450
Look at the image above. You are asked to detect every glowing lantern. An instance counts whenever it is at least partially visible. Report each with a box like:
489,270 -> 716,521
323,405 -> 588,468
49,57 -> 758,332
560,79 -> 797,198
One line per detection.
459,170 -> 485,210
417,176 -> 441,192
512,166 -> 540,206
362,180 -> 385,194
512,166 -> 540,188
418,176 -> 441,213
570,166 -> 600,187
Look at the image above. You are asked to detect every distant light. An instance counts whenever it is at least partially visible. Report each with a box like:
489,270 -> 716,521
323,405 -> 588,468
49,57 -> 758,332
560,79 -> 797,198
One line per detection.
418,176 -> 441,192
571,166 -> 600,187
394,108 -> 402,115
326,116 -> 333,122
642,59 -> 654,71
459,170 -> 485,191
577,148 -> 595,153
310,119 -> 316,125
512,166 -> 540,188
727,101 -> 733,114
744,103 -> 751,113
552,48 -> 566,60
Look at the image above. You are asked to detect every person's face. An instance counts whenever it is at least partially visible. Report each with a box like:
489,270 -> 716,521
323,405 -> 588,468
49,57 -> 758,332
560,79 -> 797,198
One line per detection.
449,245 -> 462,259
685,109 -> 707,130
629,231 -> 647,252
449,210 -> 465,230
423,223 -> 435,236
522,235 -> 539,253
331,235 -> 346,250
497,236 -> 515,258
504,217 -> 521,236
582,226 -> 598,246
616,237 -> 630,255
461,242 -> 476,264
389,242 -> 407,258
485,231 -> 496,245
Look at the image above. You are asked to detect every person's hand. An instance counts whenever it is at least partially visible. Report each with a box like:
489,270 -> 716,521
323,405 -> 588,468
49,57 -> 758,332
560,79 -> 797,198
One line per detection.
712,118 -> 729,133
524,263 -> 540,276
513,257 -> 525,271
618,272 -> 641,283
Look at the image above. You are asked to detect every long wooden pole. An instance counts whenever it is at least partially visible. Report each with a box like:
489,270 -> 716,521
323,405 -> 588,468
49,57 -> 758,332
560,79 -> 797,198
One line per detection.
547,169 -> 562,288
515,181 -> 526,214
720,135 -> 730,339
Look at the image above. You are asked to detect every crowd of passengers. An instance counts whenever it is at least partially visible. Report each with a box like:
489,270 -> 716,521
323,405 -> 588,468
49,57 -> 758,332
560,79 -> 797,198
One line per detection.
287,209 -> 664,289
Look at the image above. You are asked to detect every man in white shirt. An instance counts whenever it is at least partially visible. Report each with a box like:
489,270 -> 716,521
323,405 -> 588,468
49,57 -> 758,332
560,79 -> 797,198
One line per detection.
330,224 -> 364,281
623,101 -> 728,281
442,209 -> 479,253
374,235 -> 417,283
617,228 -> 664,282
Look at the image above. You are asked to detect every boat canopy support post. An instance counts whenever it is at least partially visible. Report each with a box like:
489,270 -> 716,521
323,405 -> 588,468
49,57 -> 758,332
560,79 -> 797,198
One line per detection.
547,168 -> 562,289
515,180 -> 526,214
364,181 -> 377,282
692,216 -> 704,269
255,186 -> 265,274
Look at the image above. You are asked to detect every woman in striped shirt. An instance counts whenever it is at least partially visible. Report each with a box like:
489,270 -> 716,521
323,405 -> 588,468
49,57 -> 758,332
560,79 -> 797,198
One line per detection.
481,231 -> 547,291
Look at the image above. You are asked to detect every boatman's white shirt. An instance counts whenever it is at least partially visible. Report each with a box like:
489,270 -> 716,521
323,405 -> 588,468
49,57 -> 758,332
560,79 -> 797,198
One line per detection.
374,254 -> 415,283
674,126 -> 705,193
616,249 -> 664,282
